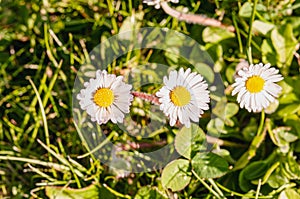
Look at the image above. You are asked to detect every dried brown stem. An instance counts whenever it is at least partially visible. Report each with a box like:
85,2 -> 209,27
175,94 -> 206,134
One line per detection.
131,91 -> 160,105
160,2 -> 235,32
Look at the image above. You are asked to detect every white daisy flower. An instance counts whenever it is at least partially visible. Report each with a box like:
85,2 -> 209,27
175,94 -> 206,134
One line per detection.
143,0 -> 179,9
77,70 -> 133,125
156,68 -> 210,128
232,63 -> 283,113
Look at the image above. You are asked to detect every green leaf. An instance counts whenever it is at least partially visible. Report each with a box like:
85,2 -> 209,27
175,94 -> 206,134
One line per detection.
192,152 -> 229,179
279,130 -> 298,143
135,186 -> 168,199
268,169 -> 289,188
161,159 -> 191,192
118,11 -> 144,40
225,64 -> 236,84
224,103 -> 239,126
45,184 -> 114,199
279,189 -> 300,199
212,97 -> 227,119
202,27 -> 235,43
174,124 -> 207,159
207,118 -> 226,135
261,39 -> 277,66
277,104 -> 300,119
242,118 -> 258,142
213,149 -> 236,164
283,152 -> 300,180
239,2 -> 266,18
243,161 -> 268,180
238,161 -> 268,192
279,93 -> 299,104
285,116 -> 300,138
253,20 -> 275,35
284,17 -> 300,36
165,30 -> 185,46
239,2 -> 252,18
194,63 -> 214,84
271,24 -> 298,72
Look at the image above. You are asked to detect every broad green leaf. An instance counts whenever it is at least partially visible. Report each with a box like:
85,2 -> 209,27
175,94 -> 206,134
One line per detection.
225,103 -> 239,126
194,63 -> 214,83
243,161 -> 268,180
253,20 -> 275,35
45,183 -> 114,199
278,78 -> 294,94
225,64 -> 236,83
279,130 -> 298,143
135,186 -> 168,199
279,93 -> 298,104
268,169 -> 289,188
277,104 -> 300,118
279,189 -> 300,199
174,124 -> 207,159
238,161 -> 268,192
207,119 -> 219,135
207,118 -> 227,135
212,97 -> 227,119
283,17 -> 300,36
271,24 -> 298,72
261,39 -> 277,66
192,152 -> 229,179
212,149 -> 235,164
165,31 -> 185,46
118,12 -> 144,40
202,27 -> 235,43
242,118 -> 258,142
285,116 -> 300,137
239,2 -> 252,18
161,159 -> 191,192
239,2 -> 266,18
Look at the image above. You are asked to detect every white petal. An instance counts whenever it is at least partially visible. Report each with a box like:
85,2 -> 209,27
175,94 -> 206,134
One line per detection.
77,70 -> 132,124
156,68 -> 210,126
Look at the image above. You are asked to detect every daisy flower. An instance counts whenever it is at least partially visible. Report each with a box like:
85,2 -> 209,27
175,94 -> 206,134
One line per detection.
232,63 -> 283,113
143,0 -> 179,9
156,68 -> 210,128
77,70 -> 133,125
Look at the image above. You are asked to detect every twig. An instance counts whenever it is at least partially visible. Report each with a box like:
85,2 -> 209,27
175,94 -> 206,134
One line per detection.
159,1 -> 235,32
132,91 -> 160,105
206,135 -> 246,148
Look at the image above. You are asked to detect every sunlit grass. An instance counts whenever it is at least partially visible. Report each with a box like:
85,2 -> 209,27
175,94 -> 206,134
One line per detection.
1,0 -> 300,198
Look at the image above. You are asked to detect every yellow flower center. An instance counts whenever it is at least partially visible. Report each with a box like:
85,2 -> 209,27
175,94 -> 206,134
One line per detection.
245,76 -> 265,93
170,86 -> 191,107
93,88 -> 114,107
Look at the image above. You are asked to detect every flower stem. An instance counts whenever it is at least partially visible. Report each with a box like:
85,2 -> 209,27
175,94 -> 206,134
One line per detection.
192,170 -> 222,198
255,179 -> 262,199
233,110 -> 266,170
77,132 -> 118,159
257,110 -> 265,136
246,0 -> 258,64
131,91 -> 160,105
216,182 -> 273,198
208,178 -> 226,198
232,12 -> 243,54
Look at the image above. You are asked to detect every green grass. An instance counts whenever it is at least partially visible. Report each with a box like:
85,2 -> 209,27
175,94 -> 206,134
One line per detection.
1,0 -> 300,198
